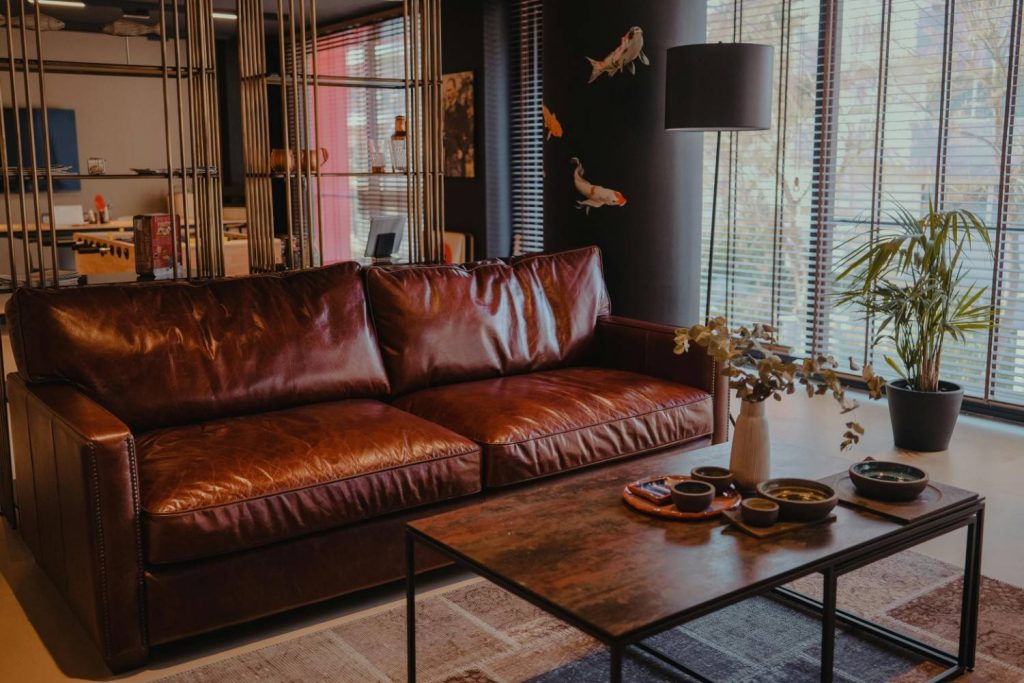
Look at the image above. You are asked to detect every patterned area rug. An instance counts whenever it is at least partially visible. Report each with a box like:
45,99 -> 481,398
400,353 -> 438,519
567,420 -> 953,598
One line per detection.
157,551 -> 1024,682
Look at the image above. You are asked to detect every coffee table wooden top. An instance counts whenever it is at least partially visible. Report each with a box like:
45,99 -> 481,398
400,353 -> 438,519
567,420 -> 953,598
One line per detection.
408,442 -> 979,642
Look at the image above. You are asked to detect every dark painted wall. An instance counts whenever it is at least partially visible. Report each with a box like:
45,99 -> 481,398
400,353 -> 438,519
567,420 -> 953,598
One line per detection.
543,1 -> 706,326
442,0 -> 488,258
441,0 -> 512,259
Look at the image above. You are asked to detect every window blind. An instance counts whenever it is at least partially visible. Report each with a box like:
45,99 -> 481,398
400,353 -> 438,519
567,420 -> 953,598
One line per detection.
509,0 -> 544,255
704,0 -> 820,350
705,0 -> 1024,412
312,15 -> 410,263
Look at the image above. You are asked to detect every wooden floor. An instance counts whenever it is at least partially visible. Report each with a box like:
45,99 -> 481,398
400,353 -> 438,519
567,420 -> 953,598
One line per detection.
0,391 -> 1021,681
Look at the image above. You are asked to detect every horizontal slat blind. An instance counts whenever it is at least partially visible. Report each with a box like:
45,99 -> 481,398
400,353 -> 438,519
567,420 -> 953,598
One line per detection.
714,1 -> 780,330
317,15 -> 405,80
510,0 -> 544,255
313,16 -> 409,263
936,0 -> 1011,397
701,0 -> 736,319
815,0 -> 888,366
776,0 -> 819,349
994,0 -> 1024,403
703,0 -> 819,350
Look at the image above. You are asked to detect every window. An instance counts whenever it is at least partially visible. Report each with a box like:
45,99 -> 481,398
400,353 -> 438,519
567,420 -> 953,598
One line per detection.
510,0 -> 544,255
311,15 -> 409,263
703,0 -> 820,350
705,0 -> 1024,411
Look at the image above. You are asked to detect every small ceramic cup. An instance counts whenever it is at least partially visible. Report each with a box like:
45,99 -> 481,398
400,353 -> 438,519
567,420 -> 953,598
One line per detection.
741,498 -> 780,527
670,480 -> 716,512
690,466 -> 735,494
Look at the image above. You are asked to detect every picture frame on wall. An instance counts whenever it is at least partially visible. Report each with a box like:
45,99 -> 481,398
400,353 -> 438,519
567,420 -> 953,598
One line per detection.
442,70 -> 475,178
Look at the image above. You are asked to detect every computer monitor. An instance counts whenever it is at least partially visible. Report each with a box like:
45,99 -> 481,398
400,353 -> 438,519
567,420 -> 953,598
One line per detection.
364,215 -> 406,259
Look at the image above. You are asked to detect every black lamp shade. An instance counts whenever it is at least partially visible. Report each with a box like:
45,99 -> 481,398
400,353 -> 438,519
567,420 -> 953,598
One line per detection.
665,43 -> 773,131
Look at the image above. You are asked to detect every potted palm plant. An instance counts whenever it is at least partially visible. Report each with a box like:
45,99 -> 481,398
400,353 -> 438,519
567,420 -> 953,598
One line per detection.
834,202 -> 993,451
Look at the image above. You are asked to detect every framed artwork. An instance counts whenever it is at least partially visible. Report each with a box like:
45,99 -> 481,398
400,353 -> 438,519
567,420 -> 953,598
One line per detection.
442,70 -> 475,178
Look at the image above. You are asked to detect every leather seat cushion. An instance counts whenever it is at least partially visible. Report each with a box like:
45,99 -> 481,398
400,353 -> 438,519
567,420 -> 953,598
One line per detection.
393,367 -> 713,487
137,400 -> 481,564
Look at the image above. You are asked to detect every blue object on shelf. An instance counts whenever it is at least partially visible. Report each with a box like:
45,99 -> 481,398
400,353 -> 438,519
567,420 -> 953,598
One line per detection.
3,107 -> 81,192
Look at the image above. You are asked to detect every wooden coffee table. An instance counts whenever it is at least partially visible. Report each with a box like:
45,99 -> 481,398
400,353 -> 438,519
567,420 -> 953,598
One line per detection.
405,443 -> 984,682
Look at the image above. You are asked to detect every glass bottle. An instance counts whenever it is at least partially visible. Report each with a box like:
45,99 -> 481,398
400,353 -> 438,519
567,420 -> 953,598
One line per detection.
369,139 -> 386,174
390,115 -> 408,173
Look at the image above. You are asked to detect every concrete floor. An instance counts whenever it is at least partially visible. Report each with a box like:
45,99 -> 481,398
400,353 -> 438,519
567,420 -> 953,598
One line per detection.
0,391 -> 1021,682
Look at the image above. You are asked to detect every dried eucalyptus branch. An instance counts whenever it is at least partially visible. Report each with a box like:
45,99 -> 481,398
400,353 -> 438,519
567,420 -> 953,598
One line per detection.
673,317 -> 886,450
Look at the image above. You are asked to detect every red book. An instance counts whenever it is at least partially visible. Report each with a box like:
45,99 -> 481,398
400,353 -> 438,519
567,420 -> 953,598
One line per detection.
133,214 -> 181,276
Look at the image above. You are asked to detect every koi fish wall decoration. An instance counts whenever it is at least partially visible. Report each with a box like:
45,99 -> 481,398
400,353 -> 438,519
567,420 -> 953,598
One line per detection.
3,13 -> 65,31
586,26 -> 649,83
543,105 -> 563,141
571,157 -> 626,214
102,19 -> 161,37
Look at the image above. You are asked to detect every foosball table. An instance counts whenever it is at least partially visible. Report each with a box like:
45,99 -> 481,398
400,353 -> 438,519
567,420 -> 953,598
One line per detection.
72,230 -> 283,276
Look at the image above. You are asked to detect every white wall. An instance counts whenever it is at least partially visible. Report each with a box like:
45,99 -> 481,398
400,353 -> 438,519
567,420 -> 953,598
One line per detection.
1,30 -> 190,220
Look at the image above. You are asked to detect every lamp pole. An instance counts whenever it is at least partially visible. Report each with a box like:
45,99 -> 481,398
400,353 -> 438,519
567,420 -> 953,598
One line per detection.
706,130 -> 721,323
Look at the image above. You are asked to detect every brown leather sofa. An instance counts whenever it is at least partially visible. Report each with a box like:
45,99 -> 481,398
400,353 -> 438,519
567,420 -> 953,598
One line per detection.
4,246 -> 727,671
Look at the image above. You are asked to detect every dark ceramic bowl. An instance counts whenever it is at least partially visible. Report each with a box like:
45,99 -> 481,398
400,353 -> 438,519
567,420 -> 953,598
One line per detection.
756,478 -> 838,522
690,466 -> 735,494
740,498 -> 779,527
670,480 -> 716,513
849,461 -> 928,501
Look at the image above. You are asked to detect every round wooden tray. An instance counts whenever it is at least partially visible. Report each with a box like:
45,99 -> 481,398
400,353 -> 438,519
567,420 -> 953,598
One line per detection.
622,475 -> 742,520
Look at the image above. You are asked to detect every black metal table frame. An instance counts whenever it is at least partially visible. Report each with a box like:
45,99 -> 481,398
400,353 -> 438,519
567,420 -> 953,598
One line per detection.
405,499 -> 984,683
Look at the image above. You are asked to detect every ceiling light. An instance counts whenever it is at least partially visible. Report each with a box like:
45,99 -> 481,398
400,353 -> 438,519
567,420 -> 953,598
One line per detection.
122,11 -> 151,20
211,11 -> 237,20
27,0 -> 87,7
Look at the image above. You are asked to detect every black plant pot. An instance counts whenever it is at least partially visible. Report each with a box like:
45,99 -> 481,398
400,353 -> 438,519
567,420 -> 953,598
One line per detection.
886,379 -> 964,452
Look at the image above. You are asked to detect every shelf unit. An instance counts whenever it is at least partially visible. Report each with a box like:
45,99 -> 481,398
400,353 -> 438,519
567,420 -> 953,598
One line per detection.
0,58 -> 215,78
236,0 -> 444,271
265,73 -> 406,90
0,0 -> 225,288
4,172 -> 221,181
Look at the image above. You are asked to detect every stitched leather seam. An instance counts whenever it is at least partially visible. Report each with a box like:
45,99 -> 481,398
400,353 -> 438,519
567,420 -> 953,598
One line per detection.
472,395 -> 713,447
142,446 -> 483,517
85,441 -> 113,659
488,432 -> 712,486
146,453 -> 484,564
125,437 -> 148,646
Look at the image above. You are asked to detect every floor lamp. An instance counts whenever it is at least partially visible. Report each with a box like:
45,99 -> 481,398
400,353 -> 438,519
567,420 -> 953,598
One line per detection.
664,43 -> 774,322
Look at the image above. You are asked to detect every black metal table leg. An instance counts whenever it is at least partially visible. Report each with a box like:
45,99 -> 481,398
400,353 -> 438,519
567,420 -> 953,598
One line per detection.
406,530 -> 417,683
820,567 -> 837,683
610,643 -> 623,683
966,507 -> 984,670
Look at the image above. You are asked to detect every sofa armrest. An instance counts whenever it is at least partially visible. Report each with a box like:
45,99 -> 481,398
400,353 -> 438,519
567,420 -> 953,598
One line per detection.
7,374 -> 147,671
595,316 -> 729,443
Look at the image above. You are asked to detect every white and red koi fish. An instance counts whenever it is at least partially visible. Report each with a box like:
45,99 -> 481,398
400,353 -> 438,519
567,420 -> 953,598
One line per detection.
571,157 -> 626,214
586,26 -> 649,83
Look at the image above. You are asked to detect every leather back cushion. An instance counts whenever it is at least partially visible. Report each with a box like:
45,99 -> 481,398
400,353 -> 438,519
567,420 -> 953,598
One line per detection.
6,263 -> 390,432
366,246 -> 610,394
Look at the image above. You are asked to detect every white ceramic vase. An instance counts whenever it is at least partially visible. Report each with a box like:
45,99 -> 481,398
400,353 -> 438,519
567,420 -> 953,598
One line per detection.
729,399 -> 771,491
